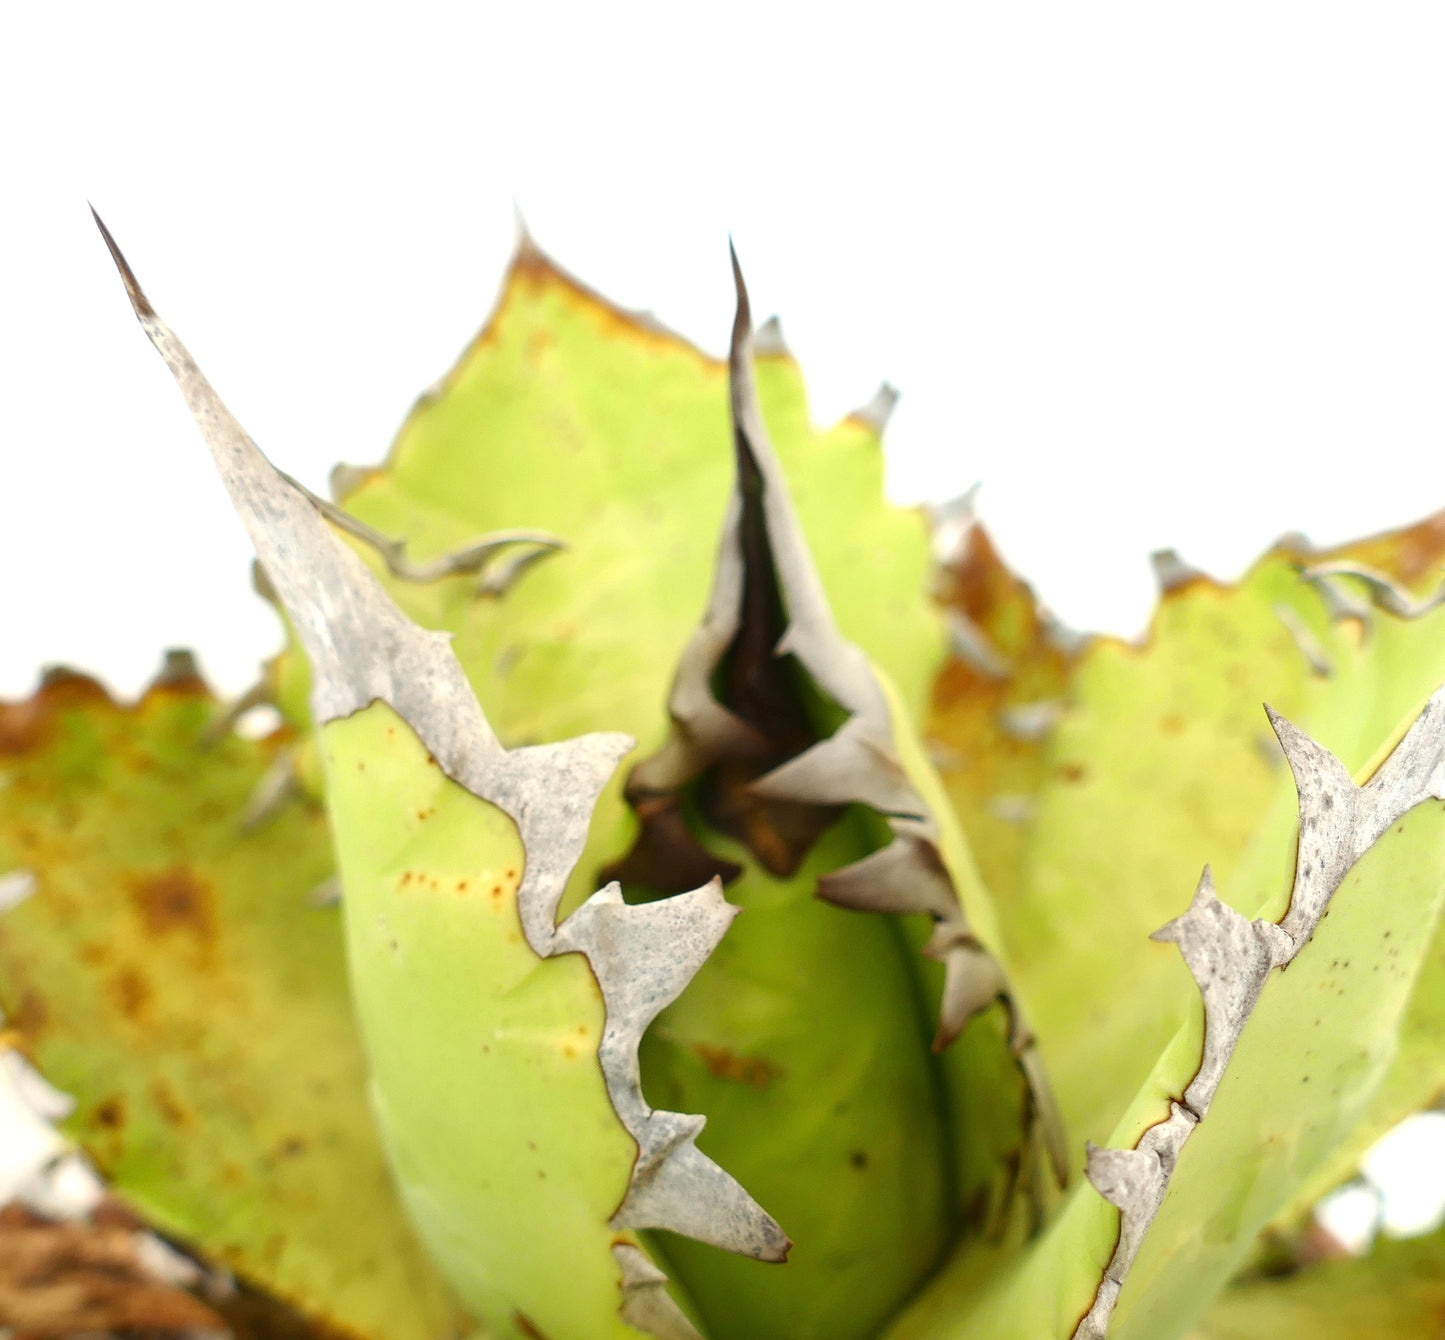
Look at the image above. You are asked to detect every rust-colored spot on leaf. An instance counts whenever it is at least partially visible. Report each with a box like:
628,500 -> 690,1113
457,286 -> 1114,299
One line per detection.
109,966 -> 153,1022
1059,762 -> 1088,784
10,988 -> 49,1041
514,1310 -> 550,1339
130,866 -> 216,941
691,1041 -> 784,1089
93,1096 -> 126,1131
150,1079 -> 191,1129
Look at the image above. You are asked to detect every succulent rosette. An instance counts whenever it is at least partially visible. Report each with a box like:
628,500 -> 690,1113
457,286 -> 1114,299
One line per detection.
1,215 -> 1443,1339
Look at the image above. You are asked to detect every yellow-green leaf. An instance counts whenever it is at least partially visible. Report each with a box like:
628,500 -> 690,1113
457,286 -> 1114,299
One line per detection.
0,667 -> 472,1340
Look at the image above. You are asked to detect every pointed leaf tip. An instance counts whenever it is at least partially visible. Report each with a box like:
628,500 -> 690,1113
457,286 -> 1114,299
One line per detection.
91,210 -> 155,320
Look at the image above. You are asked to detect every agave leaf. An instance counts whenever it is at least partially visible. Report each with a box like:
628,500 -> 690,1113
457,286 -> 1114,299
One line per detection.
1194,1225 -> 1445,1338
97,215 -> 785,1338
0,666 -> 471,1339
891,670 -> 1445,1339
926,509 -> 1445,1177
255,230 -> 1012,1334
926,506 -> 1080,907
588,254 -> 1062,1338
315,229 -> 944,904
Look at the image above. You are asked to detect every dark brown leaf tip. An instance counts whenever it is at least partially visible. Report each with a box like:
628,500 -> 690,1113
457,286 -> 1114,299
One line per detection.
91,208 -> 156,320
98,232 -> 791,1329
608,251 -> 1067,1196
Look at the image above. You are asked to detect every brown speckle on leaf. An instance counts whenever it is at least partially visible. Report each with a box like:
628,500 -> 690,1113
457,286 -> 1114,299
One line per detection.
150,1079 -> 190,1129
130,867 -> 216,942
109,966 -> 153,1022
9,988 -> 49,1041
691,1041 -> 783,1089
93,1096 -> 126,1131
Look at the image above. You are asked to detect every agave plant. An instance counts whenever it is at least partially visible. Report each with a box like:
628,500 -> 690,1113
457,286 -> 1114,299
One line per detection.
0,212 -> 1442,1339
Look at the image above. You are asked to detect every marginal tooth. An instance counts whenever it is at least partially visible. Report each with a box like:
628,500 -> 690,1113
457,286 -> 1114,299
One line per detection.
1264,706 -> 1361,941
986,795 -> 1037,824
556,881 -> 737,1042
238,747 -> 301,830
280,467 -> 564,593
475,541 -> 561,598
1150,549 -> 1204,593
750,723 -> 922,815
997,700 -> 1066,741
504,740 -> 636,953
1302,560 -> 1445,621
927,484 -> 982,566
1274,604 -> 1333,678
307,875 -> 343,907
945,608 -> 1012,679
1044,615 -> 1091,657
849,382 -> 900,435
612,1117 -> 791,1261
613,1244 -> 704,1340
1152,869 -> 1289,1117
1019,1047 -> 1070,1187
0,871 -> 37,915
1085,1141 -> 1163,1224
1304,569 -> 1374,624
816,824 -> 958,920
1083,1102 -> 1197,1285
1363,686 -> 1445,824
930,939 -> 1007,1050
752,314 -> 790,358
328,462 -> 373,501
558,882 -> 790,1262
201,678 -> 274,747
152,648 -> 202,687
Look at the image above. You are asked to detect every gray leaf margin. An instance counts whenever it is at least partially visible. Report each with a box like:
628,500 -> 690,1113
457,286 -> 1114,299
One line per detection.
93,212 -> 789,1336
623,248 -> 1067,1185
1072,688 -> 1445,1338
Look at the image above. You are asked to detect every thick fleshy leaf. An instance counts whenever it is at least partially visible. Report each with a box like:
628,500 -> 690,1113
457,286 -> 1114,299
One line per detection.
600,258 -> 1062,1338
892,654 -> 1445,1338
1194,1226 -> 1445,1338
0,666 -> 471,1339
927,510 -> 1079,910
244,232 -> 1033,1335
324,233 -> 945,895
927,509 -> 1445,1173
98,216 -> 784,1338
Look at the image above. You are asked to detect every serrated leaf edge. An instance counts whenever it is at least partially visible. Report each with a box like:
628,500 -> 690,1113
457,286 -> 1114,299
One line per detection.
1073,689 -> 1445,1338
94,213 -> 789,1333
622,249 -> 1066,1183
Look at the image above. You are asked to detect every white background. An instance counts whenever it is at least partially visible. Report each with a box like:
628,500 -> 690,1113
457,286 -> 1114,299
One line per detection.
6,3 -> 1445,697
